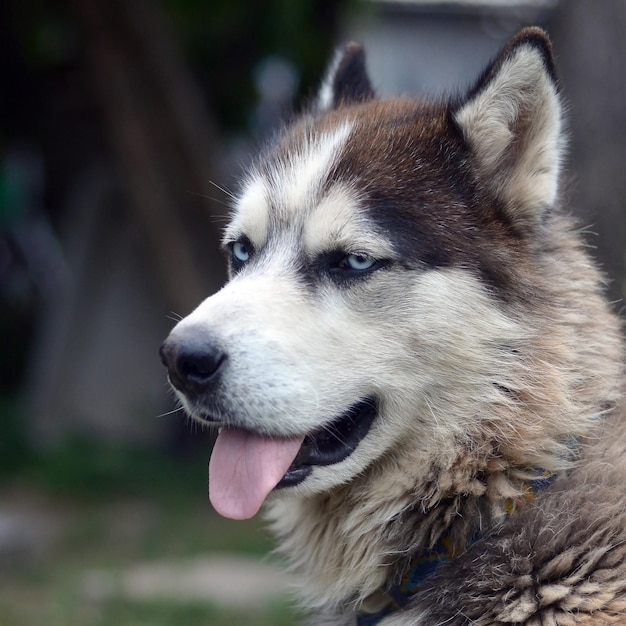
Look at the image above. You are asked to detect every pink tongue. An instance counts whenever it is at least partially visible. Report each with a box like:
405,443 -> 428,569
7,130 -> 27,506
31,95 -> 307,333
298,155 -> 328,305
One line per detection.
209,428 -> 305,520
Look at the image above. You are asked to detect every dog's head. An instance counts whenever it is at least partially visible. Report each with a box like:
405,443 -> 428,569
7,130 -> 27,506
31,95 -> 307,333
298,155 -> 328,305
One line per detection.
161,29 -> 565,519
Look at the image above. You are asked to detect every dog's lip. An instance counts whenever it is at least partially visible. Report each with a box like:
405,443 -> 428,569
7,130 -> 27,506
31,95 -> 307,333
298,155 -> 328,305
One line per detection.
277,396 -> 378,489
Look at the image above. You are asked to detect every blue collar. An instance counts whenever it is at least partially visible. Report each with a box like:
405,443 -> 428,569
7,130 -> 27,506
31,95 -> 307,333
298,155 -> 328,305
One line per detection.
356,471 -> 557,626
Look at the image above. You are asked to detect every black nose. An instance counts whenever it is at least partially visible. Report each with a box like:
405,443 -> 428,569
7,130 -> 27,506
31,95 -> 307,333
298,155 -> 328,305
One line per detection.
160,337 -> 226,397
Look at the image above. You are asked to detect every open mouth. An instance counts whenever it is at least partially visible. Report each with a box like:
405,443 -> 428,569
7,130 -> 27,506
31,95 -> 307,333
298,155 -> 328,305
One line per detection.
278,396 -> 378,488
207,396 -> 379,520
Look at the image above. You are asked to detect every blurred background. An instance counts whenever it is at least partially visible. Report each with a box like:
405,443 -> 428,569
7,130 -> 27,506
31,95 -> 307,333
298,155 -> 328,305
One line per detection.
0,0 -> 624,624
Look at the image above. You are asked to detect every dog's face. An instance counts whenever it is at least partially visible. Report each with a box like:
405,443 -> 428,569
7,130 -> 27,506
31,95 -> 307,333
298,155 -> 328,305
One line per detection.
161,31 -> 562,520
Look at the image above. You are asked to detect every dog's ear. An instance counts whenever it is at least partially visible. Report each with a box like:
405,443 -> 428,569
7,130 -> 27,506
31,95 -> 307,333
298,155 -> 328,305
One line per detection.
317,42 -> 375,111
453,27 -> 563,232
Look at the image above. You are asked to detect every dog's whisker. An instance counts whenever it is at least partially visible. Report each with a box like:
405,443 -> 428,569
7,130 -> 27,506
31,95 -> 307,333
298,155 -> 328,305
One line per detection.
166,311 -> 183,323
319,421 -> 350,448
207,179 -> 236,200
156,406 -> 185,419
186,189 -> 231,207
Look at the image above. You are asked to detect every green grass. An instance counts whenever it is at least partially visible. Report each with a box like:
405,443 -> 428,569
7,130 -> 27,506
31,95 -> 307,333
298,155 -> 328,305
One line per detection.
0,590 -> 297,626
0,440 -> 302,625
84,598 -> 296,626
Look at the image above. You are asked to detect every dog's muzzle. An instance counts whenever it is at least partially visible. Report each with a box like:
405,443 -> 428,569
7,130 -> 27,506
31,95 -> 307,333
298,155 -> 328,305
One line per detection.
160,328 -> 381,520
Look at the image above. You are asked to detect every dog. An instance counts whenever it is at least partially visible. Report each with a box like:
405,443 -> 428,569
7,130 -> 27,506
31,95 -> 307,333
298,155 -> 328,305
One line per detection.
160,27 -> 626,625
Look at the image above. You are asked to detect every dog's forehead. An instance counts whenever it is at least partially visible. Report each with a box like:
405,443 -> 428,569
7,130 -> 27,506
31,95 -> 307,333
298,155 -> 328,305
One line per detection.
227,121 -> 351,241
225,98 -> 462,263
225,114 -> 395,254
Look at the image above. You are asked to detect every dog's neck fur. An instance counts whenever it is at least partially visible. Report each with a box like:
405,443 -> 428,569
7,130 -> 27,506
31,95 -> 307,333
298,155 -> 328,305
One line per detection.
266,416 -> 609,615
266,450 -> 542,611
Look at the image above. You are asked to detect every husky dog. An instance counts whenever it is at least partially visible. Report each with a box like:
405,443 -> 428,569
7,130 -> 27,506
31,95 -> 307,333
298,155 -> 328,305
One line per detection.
160,28 -> 626,624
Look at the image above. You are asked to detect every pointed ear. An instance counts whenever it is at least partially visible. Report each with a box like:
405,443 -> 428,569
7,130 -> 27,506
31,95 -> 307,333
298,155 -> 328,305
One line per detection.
453,27 -> 564,232
317,42 -> 375,111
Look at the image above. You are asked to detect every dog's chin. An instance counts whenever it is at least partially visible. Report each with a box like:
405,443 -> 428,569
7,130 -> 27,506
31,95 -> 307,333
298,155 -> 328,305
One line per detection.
277,396 -> 379,489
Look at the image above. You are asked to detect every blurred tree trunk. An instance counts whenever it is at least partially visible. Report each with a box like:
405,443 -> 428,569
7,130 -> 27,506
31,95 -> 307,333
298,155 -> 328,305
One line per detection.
552,0 -> 626,306
30,0 -> 230,446
72,0 -> 227,314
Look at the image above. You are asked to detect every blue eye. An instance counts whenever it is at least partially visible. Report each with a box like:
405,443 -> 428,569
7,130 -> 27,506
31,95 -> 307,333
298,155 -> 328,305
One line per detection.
342,254 -> 377,271
232,241 -> 251,263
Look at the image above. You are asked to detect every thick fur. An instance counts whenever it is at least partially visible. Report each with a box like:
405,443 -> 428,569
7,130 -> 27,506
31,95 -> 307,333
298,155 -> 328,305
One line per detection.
162,28 -> 626,624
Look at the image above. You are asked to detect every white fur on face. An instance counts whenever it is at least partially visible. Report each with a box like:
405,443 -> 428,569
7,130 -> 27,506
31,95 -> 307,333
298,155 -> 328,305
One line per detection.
273,121 -> 353,216
303,185 -> 393,259
225,121 -> 354,249
227,177 -> 270,250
